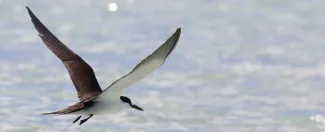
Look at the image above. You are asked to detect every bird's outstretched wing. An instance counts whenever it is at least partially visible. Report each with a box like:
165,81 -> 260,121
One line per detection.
26,6 -> 102,101
97,28 -> 181,100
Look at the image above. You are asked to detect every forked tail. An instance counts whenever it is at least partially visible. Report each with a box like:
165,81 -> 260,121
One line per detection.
41,101 -> 87,115
41,111 -> 61,115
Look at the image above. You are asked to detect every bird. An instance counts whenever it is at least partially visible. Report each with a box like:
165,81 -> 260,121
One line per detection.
26,6 -> 181,125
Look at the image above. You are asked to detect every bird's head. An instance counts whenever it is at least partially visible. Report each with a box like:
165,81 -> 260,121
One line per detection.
120,96 -> 144,111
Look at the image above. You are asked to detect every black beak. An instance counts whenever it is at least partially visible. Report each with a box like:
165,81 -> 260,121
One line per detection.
132,105 -> 144,111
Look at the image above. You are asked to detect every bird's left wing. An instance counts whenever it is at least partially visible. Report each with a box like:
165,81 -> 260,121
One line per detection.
26,6 -> 103,101
97,28 -> 181,100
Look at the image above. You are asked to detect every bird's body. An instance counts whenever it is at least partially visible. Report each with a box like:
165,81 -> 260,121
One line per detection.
26,6 -> 181,125
68,100 -> 130,115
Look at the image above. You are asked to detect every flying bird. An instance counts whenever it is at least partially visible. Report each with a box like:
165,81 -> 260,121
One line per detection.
26,6 -> 181,125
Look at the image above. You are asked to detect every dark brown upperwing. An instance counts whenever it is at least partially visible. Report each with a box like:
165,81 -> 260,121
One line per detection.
26,6 -> 102,101
41,101 -> 85,115
41,100 -> 96,115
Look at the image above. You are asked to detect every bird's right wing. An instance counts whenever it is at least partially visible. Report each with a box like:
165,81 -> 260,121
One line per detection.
96,28 -> 181,100
26,6 -> 102,101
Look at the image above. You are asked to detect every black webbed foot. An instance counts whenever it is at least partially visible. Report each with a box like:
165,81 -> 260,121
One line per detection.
73,116 -> 81,123
79,119 -> 87,125
78,114 -> 93,125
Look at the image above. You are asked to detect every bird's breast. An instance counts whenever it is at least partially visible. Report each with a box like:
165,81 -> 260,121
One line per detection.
84,100 -> 129,115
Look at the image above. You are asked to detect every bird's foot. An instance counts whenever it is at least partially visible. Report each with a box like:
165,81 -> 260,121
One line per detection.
79,119 -> 88,125
73,116 -> 81,124
78,114 -> 93,125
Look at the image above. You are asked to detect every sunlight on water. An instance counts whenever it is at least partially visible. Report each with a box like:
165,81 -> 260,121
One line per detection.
1,0 -> 325,131
108,2 -> 118,12
310,114 -> 325,124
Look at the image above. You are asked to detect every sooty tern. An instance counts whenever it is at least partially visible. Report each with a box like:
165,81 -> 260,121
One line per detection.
26,6 -> 181,125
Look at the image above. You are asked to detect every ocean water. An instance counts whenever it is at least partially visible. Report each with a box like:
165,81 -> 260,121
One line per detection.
1,0 -> 325,131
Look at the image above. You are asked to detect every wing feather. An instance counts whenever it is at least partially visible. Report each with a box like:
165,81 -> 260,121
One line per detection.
97,28 -> 181,100
26,7 -> 102,101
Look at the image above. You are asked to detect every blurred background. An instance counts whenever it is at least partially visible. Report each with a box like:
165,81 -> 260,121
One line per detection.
1,0 -> 325,131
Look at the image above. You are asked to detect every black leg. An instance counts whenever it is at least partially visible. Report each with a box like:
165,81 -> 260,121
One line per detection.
73,116 -> 81,123
79,114 -> 93,125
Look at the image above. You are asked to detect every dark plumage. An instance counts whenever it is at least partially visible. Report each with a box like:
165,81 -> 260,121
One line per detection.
26,7 -> 102,101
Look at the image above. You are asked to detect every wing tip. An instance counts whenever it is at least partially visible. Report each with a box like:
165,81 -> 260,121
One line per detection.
172,27 -> 181,44
176,27 -> 181,33
159,27 -> 181,60
26,6 -> 40,22
26,6 -> 35,19
175,27 -> 181,36
173,27 -> 181,40
26,6 -> 31,14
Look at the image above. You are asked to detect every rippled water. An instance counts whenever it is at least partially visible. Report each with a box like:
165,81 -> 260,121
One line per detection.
1,0 -> 325,131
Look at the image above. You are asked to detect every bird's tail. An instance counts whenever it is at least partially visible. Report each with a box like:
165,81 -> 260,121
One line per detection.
41,108 -> 71,115
41,102 -> 86,115
41,111 -> 61,115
